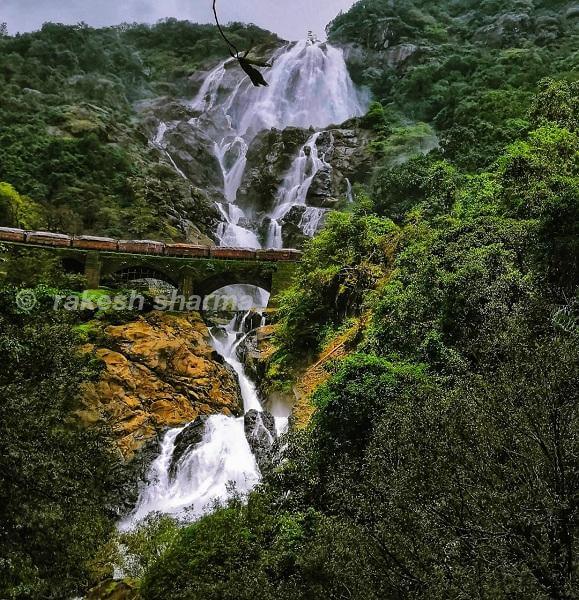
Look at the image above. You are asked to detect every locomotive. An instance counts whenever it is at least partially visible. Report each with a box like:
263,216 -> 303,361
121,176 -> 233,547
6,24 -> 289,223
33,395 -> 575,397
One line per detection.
0,227 -> 302,261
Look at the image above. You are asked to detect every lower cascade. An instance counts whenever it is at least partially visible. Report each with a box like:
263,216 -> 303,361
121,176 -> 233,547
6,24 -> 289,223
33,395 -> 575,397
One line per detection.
119,300 -> 284,531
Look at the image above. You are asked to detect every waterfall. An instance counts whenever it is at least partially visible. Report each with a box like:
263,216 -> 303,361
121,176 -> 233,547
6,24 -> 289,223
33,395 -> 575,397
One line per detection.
152,121 -> 188,180
190,61 -> 228,112
346,178 -> 354,204
265,131 -> 332,247
120,40 -> 366,528
188,39 -> 367,248
118,415 -> 259,529
119,290 -> 284,530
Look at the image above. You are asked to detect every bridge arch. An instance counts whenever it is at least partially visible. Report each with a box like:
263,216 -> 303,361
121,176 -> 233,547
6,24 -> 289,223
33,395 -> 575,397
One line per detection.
102,265 -> 179,292
195,271 -> 273,300
61,257 -> 85,275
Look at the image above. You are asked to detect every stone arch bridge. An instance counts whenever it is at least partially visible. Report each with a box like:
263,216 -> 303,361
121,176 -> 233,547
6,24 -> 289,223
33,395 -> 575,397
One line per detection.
0,229 -> 301,306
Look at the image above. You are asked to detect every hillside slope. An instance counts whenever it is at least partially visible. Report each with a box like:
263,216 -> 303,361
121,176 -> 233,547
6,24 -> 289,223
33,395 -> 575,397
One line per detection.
0,20 -> 280,240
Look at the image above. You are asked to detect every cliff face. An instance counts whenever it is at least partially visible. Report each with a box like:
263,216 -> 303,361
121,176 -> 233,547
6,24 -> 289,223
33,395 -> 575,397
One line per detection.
78,312 -> 243,462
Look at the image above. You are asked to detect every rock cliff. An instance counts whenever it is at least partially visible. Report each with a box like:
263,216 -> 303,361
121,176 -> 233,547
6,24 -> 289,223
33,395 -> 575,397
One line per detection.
79,312 -> 243,461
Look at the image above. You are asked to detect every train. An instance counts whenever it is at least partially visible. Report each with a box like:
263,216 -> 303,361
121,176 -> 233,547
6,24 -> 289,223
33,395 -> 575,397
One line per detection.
0,227 -> 302,262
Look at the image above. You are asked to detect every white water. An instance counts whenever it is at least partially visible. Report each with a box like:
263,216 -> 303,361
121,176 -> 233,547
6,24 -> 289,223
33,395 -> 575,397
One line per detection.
189,39 -> 367,248
152,121 -> 188,180
123,42 -> 365,526
265,131 -> 332,247
346,178 -> 354,204
119,290 -> 286,530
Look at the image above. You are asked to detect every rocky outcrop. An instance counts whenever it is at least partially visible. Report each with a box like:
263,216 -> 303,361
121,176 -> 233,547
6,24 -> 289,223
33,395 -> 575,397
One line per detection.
79,312 -> 243,462
161,186 -> 220,246
338,41 -> 426,88
79,312 -> 244,514
169,416 -> 209,476
161,121 -> 224,197
309,123 -> 375,207
238,323 -> 296,426
236,119 -> 374,246
244,409 -> 277,471
237,127 -> 311,215
280,206 -> 309,249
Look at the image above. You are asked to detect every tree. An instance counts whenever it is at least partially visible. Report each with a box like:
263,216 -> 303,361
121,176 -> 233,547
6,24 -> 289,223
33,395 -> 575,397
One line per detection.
0,287 -> 117,599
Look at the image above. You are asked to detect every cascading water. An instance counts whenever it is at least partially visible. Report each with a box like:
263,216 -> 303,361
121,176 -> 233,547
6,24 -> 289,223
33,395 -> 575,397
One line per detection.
123,39 -> 366,530
187,38 -> 368,248
265,131 -> 332,247
346,178 -> 354,204
153,121 -> 188,180
119,290 -> 283,530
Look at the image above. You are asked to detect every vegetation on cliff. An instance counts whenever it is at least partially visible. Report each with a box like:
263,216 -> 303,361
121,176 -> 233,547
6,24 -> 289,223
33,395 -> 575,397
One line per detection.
329,0 -> 579,172
0,285 -> 118,598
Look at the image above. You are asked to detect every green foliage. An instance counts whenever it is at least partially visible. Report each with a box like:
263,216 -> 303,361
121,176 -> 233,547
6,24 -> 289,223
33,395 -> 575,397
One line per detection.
0,21 -> 278,239
329,0 -> 579,171
1,7 -> 578,599
2,247 -> 87,290
99,516 -> 182,582
137,331 -> 578,599
0,182 -> 44,229
141,504 -> 266,599
0,285 -> 117,599
367,121 -> 437,164
496,124 -> 579,288
276,208 -> 397,355
371,155 -> 461,220
529,78 -> 579,132
364,216 -> 540,372
209,79 -> 578,598
311,354 -> 429,461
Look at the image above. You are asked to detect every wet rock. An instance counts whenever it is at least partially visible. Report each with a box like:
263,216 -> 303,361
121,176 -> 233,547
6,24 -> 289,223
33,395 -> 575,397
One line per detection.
79,312 -> 244,462
474,12 -> 534,47
307,165 -> 336,208
279,205 -> 309,248
136,97 -> 197,127
169,416 -> 209,477
237,329 -> 259,373
163,122 -> 224,196
320,125 -> 375,189
86,578 -> 141,600
244,409 -> 278,471
386,43 -> 420,67
339,41 -> 426,84
109,435 -> 161,518
237,127 -> 311,214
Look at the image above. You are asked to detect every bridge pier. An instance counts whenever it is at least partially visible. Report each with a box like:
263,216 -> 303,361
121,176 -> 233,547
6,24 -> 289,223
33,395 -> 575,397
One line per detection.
84,252 -> 102,289
179,273 -> 195,298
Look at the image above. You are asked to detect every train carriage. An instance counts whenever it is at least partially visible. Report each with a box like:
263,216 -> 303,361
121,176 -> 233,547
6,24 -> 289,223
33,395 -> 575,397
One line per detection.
117,240 -> 165,255
72,235 -> 118,252
256,249 -> 302,261
26,231 -> 72,248
165,243 -> 211,258
0,227 -> 26,243
210,247 -> 257,260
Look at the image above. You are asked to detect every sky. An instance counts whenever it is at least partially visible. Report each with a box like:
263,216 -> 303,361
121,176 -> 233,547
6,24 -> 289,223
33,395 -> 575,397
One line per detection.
1,0 -> 357,40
